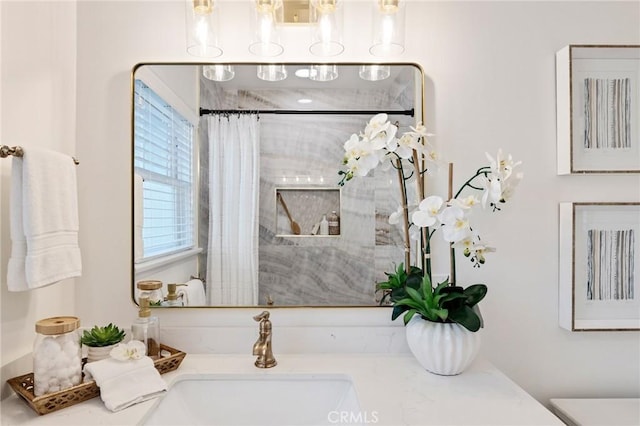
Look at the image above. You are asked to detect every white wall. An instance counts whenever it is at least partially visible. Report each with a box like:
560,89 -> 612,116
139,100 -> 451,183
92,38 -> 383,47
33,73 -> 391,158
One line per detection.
1,0 -> 638,408
0,0 -> 77,398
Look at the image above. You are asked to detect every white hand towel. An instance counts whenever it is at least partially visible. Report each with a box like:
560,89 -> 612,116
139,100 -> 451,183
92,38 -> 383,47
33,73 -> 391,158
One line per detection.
7,148 -> 82,291
83,356 -> 167,412
176,279 -> 206,306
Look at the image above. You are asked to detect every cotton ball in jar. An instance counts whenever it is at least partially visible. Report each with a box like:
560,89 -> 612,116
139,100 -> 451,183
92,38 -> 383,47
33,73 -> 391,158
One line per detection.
62,338 -> 80,358
59,379 -> 73,390
36,336 -> 60,360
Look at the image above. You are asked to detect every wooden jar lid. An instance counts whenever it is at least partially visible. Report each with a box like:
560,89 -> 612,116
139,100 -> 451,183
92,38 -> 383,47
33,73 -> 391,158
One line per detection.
35,316 -> 80,335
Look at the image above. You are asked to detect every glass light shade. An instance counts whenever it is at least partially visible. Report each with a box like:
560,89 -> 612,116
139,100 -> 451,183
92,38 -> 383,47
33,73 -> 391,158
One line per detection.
202,65 -> 235,81
369,0 -> 405,57
257,64 -> 288,81
309,64 -> 338,82
185,0 -> 223,58
359,64 -> 390,81
249,0 -> 284,57
309,0 -> 344,57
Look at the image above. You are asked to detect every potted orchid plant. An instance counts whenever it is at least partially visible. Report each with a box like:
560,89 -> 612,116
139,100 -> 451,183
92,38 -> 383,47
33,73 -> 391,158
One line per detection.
338,113 -> 522,375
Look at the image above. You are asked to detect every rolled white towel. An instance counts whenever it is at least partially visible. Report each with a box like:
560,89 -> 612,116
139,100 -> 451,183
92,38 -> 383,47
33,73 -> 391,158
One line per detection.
176,279 -> 206,306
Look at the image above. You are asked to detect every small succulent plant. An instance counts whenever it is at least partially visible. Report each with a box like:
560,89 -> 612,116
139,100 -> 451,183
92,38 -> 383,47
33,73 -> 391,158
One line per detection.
80,323 -> 126,347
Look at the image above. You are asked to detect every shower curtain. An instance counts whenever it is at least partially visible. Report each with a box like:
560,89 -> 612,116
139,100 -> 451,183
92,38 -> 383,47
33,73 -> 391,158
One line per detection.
206,114 -> 260,305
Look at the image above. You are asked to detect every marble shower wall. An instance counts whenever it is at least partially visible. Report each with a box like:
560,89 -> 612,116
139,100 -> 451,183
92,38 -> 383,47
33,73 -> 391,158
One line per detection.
199,68 -> 417,305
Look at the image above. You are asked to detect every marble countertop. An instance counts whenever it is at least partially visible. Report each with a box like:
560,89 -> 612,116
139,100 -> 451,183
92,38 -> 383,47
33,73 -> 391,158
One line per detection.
1,353 -> 563,426
550,398 -> 640,426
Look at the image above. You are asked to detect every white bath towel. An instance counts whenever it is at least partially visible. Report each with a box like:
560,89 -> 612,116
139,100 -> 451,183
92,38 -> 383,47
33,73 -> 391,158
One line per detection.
7,148 -> 82,291
84,356 -> 167,412
177,278 -> 206,306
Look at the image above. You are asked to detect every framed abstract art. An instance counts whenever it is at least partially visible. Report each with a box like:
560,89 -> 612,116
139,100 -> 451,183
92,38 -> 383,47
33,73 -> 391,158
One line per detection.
559,202 -> 640,330
556,45 -> 640,174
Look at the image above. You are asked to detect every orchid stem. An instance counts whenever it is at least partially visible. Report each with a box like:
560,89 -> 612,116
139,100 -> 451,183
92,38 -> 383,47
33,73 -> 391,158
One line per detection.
448,163 -> 456,287
395,158 -> 411,274
453,166 -> 491,199
412,148 -> 430,277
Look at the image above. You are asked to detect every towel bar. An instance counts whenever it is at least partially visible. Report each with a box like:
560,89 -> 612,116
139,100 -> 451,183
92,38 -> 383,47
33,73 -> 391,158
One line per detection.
0,145 -> 79,165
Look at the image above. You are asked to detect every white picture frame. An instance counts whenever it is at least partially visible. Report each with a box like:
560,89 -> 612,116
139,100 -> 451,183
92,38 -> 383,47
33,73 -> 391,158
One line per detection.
556,45 -> 640,174
559,202 -> 640,331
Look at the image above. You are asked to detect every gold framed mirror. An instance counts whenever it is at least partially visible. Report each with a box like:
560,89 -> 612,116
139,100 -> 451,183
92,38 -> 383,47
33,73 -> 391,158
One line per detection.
131,63 -> 424,307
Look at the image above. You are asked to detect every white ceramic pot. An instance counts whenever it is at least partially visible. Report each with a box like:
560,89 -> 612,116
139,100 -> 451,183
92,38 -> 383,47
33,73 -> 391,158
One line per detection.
86,344 -> 117,363
405,315 -> 481,376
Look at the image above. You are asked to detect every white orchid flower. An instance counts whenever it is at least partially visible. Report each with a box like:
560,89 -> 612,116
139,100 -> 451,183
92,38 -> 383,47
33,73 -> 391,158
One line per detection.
409,225 -> 422,242
368,123 -> 398,152
394,133 -> 422,159
439,205 -> 472,242
388,205 -> 404,225
343,134 -> 382,178
364,113 -> 391,140
452,234 -> 474,251
486,149 -> 522,182
501,171 -> 523,202
412,196 -> 444,228
110,340 -> 146,361
471,243 -> 496,265
481,175 -> 503,209
450,195 -> 480,210
409,122 -> 433,138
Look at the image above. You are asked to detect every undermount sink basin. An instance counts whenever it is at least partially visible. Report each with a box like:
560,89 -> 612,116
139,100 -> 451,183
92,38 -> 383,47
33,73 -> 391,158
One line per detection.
140,374 -> 361,426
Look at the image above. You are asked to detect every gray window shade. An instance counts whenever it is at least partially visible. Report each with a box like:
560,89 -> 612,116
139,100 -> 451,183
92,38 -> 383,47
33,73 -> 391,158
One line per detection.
134,79 -> 194,258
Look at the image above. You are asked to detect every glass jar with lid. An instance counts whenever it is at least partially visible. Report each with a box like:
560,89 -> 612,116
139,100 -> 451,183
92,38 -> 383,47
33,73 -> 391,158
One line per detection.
136,280 -> 164,306
33,316 -> 82,396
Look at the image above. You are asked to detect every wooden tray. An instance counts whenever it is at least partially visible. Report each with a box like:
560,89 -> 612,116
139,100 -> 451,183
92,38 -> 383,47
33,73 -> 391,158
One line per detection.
7,343 -> 185,415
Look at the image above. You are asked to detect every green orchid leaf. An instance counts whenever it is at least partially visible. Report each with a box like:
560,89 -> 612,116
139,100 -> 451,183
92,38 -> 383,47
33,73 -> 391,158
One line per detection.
391,304 -> 410,321
421,276 -> 434,300
439,292 -> 466,304
433,308 -> 449,321
448,305 -> 481,332
463,284 -> 488,306
403,309 -> 417,325
405,287 -> 424,304
434,280 -> 450,294
394,297 -> 424,312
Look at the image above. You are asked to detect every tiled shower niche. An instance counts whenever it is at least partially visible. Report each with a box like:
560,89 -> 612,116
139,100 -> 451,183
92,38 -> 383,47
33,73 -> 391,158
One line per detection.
275,188 -> 340,237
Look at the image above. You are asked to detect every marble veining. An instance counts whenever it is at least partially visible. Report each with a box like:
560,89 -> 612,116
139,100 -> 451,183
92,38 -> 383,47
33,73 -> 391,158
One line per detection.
198,70 -> 416,305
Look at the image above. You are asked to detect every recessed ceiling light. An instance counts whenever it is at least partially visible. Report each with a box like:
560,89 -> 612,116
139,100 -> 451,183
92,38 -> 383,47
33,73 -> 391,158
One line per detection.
297,98 -> 313,104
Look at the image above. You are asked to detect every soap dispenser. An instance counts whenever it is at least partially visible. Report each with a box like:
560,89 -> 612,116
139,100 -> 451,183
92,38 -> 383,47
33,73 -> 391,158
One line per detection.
162,283 -> 183,307
132,296 -> 160,359
319,215 -> 329,235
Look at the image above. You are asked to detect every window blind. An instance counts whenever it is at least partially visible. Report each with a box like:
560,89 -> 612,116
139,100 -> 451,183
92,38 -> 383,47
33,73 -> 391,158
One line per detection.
134,79 -> 195,259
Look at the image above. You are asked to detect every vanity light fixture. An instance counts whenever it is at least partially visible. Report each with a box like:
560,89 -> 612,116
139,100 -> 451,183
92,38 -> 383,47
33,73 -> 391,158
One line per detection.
294,67 -> 316,79
309,64 -> 338,82
185,0 -> 223,57
369,0 -> 405,57
359,64 -> 390,81
249,0 -> 285,56
257,64 -> 288,81
309,0 -> 344,57
202,65 -> 235,81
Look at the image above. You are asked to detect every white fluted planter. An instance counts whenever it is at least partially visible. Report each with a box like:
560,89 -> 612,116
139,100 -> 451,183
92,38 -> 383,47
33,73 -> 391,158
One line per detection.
86,344 -> 117,363
405,315 -> 481,376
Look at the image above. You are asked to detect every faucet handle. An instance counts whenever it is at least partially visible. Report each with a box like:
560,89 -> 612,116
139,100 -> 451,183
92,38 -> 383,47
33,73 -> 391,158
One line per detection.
253,311 -> 270,322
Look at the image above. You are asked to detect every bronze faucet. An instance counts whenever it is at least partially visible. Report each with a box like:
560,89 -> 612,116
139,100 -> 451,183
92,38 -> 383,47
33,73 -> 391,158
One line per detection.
252,311 -> 277,368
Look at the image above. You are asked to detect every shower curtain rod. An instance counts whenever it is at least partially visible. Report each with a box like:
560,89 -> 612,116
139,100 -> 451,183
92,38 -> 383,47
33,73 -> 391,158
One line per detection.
199,108 -> 415,117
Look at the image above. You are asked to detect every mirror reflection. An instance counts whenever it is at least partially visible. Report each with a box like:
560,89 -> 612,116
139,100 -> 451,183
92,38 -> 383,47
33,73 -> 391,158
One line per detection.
132,63 -> 423,307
